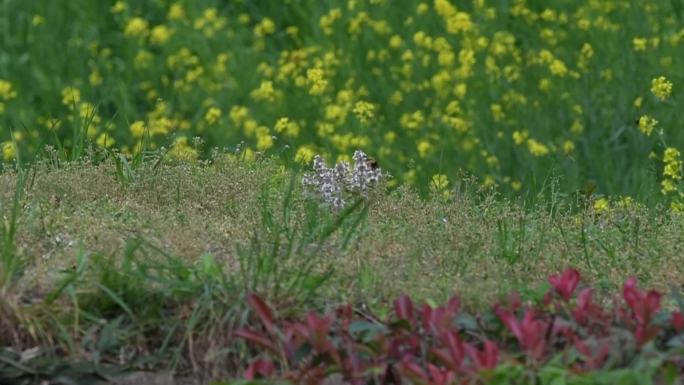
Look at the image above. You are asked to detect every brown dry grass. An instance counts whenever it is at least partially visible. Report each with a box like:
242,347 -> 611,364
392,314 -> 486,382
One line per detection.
2,157 -> 683,309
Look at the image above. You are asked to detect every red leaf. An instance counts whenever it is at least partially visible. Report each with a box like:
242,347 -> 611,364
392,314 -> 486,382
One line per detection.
572,287 -> 593,324
494,306 -> 522,341
548,268 -> 580,301
481,340 -> 499,369
574,338 -> 591,357
520,309 -> 546,359
304,312 -> 342,366
646,290 -> 662,315
427,363 -> 455,385
496,306 -> 546,360
444,331 -> 465,371
245,359 -> 275,379
622,278 -> 663,326
395,294 -> 415,326
673,311 -> 684,332
306,312 -> 332,344
421,299 -> 459,335
247,294 -> 276,334
447,296 -> 460,316
464,340 -> 499,370
574,338 -> 610,370
234,328 -> 279,355
431,348 -> 453,368
623,277 -> 640,310
400,357 -> 430,384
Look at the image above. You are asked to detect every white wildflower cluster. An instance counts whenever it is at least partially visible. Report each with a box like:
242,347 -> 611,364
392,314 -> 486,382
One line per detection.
302,150 -> 383,210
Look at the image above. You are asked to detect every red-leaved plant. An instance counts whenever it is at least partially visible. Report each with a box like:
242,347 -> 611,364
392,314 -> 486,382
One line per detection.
234,269 -> 684,384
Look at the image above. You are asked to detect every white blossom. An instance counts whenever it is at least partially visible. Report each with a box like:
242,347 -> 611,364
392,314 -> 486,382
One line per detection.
302,150 -> 383,210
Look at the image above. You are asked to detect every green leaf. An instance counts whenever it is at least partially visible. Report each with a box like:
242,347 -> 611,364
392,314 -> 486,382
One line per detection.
348,321 -> 387,343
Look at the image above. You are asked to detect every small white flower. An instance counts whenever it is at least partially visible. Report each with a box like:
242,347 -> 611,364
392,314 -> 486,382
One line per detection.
302,150 -> 383,210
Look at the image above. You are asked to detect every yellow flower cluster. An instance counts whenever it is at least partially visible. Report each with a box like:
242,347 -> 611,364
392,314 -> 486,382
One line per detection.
2,0 -> 684,201
61,87 -> 80,106
637,115 -> 658,136
274,117 -> 300,137
651,76 -> 673,101
352,101 -> 375,124
306,68 -> 328,96
0,79 -> 17,113
124,17 -> 149,38
661,148 -> 682,194
205,107 -> 221,125
594,198 -> 609,213
2,139 -> 17,161
251,81 -> 276,102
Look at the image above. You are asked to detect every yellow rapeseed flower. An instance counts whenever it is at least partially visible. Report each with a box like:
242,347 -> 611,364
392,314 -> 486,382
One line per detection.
168,136 -> 198,160
150,25 -> 172,45
663,147 -> 682,180
130,121 -> 146,137
416,3 -> 429,14
549,59 -> 568,77
2,141 -> 16,161
205,107 -> 221,124
632,37 -> 647,51
594,198 -> 609,212
389,35 -> 403,49
255,126 -> 274,151
96,132 -> 115,148
661,179 -> 677,194
527,139 -> 549,156
446,12 -> 473,34
274,117 -> 300,137
512,130 -> 528,145
110,1 -> 127,14
352,101 -> 375,123
124,17 -> 149,38
230,105 -> 249,126
306,68 -> 328,95
651,76 -> 673,100
434,0 -> 456,18
168,3 -> 185,21
0,79 -> 17,101
490,104 -> 504,122
661,147 -> 683,195
254,17 -> 275,37
400,111 -> 424,130
319,8 -> 342,35
562,140 -> 575,154
61,87 -> 80,106
251,80 -> 276,102
637,115 -> 657,136
417,139 -> 431,158
577,43 -> 594,70
295,145 -> 316,164
431,174 -> 449,190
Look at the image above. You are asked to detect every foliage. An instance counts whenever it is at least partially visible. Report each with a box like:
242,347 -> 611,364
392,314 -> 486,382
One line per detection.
1,0 -> 683,203
234,269 -> 684,384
